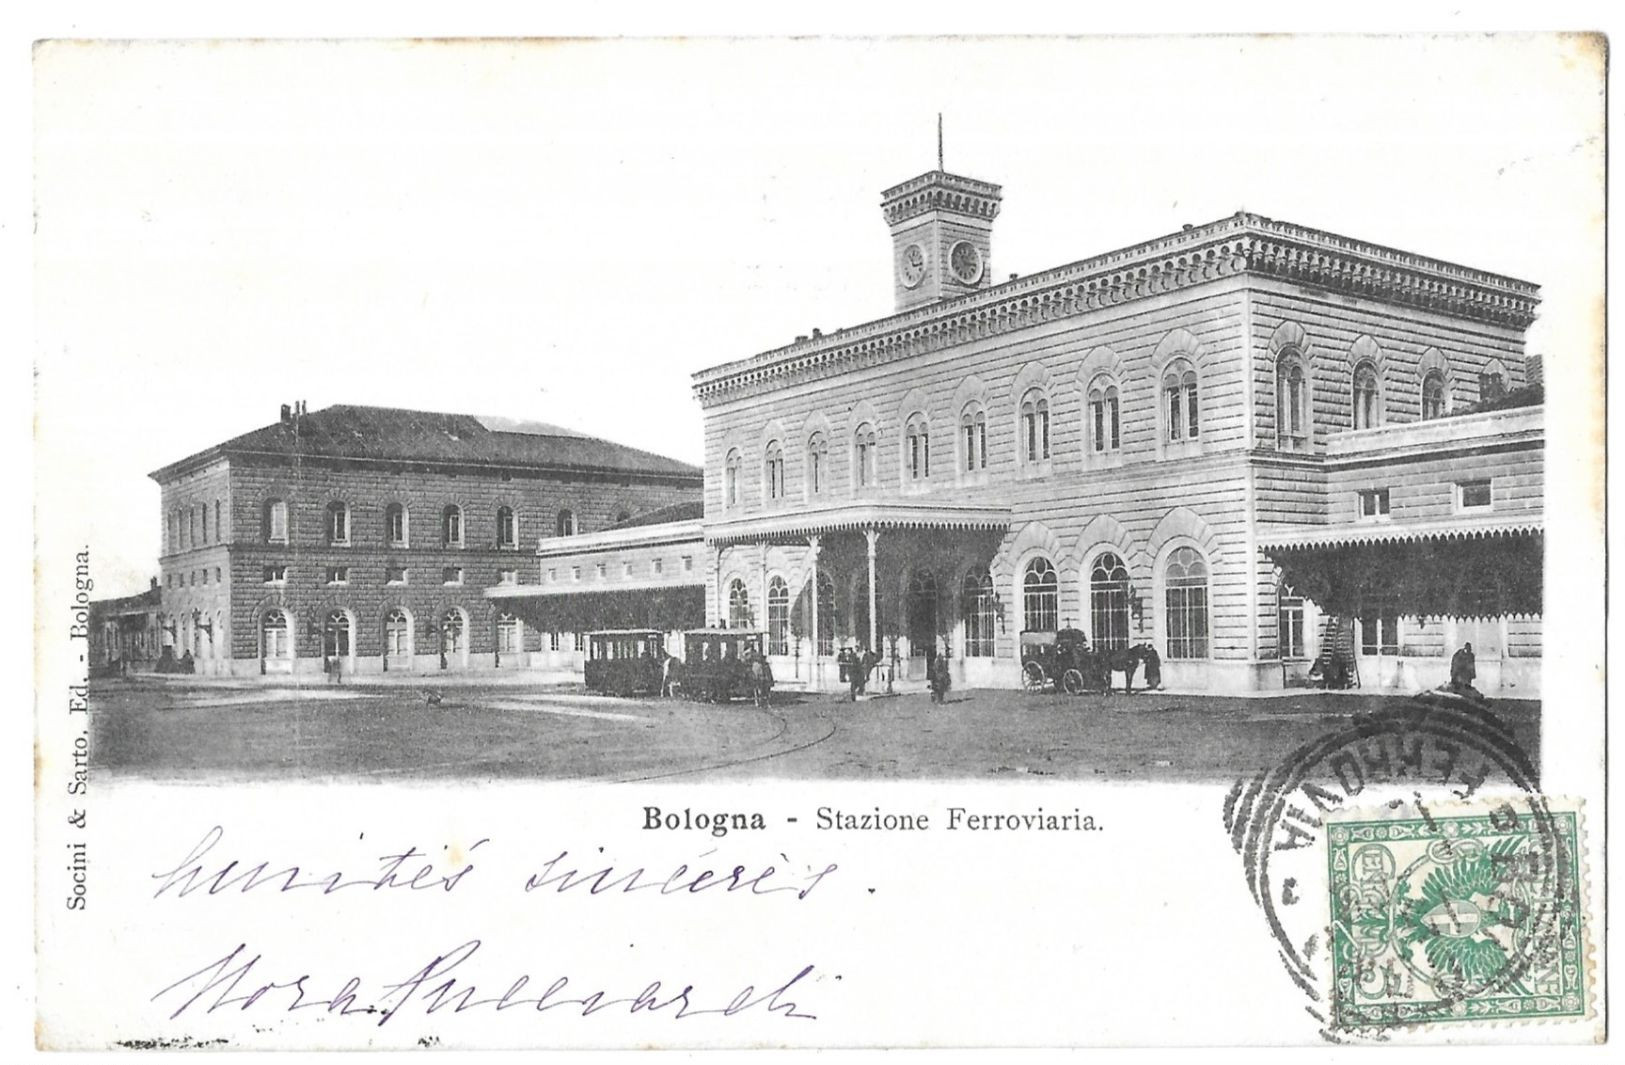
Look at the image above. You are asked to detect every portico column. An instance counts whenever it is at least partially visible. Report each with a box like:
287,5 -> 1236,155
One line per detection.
807,535 -> 821,686
865,528 -> 879,652
759,545 -> 769,635
715,545 -> 726,626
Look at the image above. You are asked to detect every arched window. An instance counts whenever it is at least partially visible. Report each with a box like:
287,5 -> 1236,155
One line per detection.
1164,547 -> 1210,659
1087,377 -> 1121,454
555,509 -> 577,537
728,579 -> 752,629
724,449 -> 742,507
1022,557 -> 1059,633
384,609 -> 412,657
325,501 -> 350,545
961,567 -> 996,657
1020,389 -> 1051,463
1276,351 -> 1308,450
322,610 -> 351,659
767,576 -> 790,654
806,433 -> 828,497
1478,367 -> 1507,404
497,612 -> 522,654
905,413 -> 931,481
1352,363 -> 1382,429
1421,371 -> 1449,420
441,505 -> 463,547
764,441 -> 785,502
1163,360 -> 1200,442
215,500 -> 223,543
263,499 -> 288,543
854,423 -> 877,490
442,610 -> 466,657
385,503 -> 408,546
1089,552 -> 1131,651
262,610 -> 291,659
960,403 -> 988,472
496,505 -> 517,548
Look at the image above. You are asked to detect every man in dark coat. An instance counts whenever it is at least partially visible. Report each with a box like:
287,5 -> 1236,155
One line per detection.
1138,644 -> 1162,691
928,649 -> 952,704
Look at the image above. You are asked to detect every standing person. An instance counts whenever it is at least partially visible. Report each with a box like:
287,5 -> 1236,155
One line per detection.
1139,643 -> 1162,691
1449,642 -> 1484,702
929,647 -> 952,704
859,648 -> 879,696
845,648 -> 863,701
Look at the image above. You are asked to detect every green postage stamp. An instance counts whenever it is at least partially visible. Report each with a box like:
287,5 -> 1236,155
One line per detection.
1326,798 -> 1590,1030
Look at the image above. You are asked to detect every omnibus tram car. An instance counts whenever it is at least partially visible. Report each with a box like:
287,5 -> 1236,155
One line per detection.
681,628 -> 770,703
583,630 -> 667,696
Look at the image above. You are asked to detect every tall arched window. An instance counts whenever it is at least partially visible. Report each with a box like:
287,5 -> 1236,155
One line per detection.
1087,376 -> 1121,454
806,433 -> 828,497
496,612 -> 522,655
764,441 -> 785,502
1276,351 -> 1308,450
263,499 -> 289,543
1022,558 -> 1059,633
385,503 -> 408,546
1478,367 -> 1507,404
728,579 -> 752,629
1163,360 -> 1200,442
384,609 -> 412,657
961,567 -> 996,657
724,449 -> 742,507
1164,547 -> 1210,659
496,505 -> 517,548
322,610 -> 352,659
262,610 -> 291,659
767,576 -> 790,654
1352,363 -> 1382,429
905,413 -> 931,481
442,610 -> 466,657
326,501 -> 350,545
1020,389 -> 1051,463
555,509 -> 577,537
1089,552 -> 1131,651
1421,371 -> 1449,420
854,423 -> 877,490
960,403 -> 988,472
442,505 -> 463,547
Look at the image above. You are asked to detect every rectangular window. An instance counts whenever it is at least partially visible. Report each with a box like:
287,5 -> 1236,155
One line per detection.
1360,611 -> 1400,656
549,631 -> 561,652
443,567 -> 463,586
595,562 -> 607,579
1458,480 -> 1492,510
1167,388 -> 1183,441
386,565 -> 408,585
653,558 -> 664,575
214,567 -> 221,583
682,556 -> 693,573
1358,489 -> 1391,519
622,562 -> 633,578
499,569 -> 518,585
267,501 -> 288,543
1185,383 -> 1200,439
1278,593 -> 1306,659
215,501 -> 222,542
326,566 -> 349,585
571,566 -> 581,581
547,567 -> 557,582
263,565 -> 288,585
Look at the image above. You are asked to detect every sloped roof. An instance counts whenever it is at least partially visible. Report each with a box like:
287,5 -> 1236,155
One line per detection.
152,404 -> 701,481
609,501 -> 706,529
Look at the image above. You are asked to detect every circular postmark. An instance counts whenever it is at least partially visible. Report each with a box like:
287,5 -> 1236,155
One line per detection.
1222,696 -> 1572,1041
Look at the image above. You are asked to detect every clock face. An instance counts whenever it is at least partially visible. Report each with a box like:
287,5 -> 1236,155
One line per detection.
898,243 -> 927,288
949,240 -> 983,284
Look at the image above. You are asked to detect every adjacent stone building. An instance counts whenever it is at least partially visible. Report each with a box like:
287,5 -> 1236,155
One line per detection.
149,403 -> 701,676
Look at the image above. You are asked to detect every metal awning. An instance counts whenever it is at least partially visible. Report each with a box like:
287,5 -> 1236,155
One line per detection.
704,500 -> 1011,547
1258,515 -> 1542,552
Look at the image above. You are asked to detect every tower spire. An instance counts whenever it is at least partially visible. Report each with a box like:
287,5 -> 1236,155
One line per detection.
937,112 -> 944,171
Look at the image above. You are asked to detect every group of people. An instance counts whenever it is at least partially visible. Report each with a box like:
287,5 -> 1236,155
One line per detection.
836,645 -> 954,704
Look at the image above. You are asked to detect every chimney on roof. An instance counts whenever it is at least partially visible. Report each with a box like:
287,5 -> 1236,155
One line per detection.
150,576 -> 159,591
1183,223 -> 1194,231
280,404 -> 292,424
811,327 -> 822,338
795,334 -> 808,343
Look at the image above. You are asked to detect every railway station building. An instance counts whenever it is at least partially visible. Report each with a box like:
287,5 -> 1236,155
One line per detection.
514,164 -> 1544,696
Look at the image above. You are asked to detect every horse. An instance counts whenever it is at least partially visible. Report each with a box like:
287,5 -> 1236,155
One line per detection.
1097,645 -> 1156,693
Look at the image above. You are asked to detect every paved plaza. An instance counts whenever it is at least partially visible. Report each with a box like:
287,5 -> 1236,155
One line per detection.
88,675 -> 1542,784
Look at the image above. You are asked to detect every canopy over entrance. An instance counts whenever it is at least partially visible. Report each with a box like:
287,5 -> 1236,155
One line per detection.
1259,516 -> 1542,618
485,584 -> 706,632
704,500 -> 1010,547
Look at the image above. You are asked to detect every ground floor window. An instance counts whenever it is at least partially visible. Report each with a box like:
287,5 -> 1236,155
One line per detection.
322,611 -> 351,658
728,579 -> 751,629
1278,585 -> 1306,659
443,610 -> 466,657
263,610 -> 291,659
1089,553 -> 1131,651
767,577 -> 789,654
1164,547 -> 1209,659
497,613 -> 522,654
385,610 -> 411,656
1359,608 -> 1399,656
961,568 -> 996,657
1022,558 -> 1058,633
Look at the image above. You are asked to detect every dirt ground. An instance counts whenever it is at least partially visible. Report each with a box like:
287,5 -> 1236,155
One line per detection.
88,676 -> 1542,785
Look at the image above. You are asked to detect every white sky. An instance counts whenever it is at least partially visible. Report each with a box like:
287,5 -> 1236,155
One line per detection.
33,34 -> 1605,597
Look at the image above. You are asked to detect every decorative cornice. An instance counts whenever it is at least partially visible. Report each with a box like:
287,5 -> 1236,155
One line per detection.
1258,515 -> 1542,551
704,500 -> 1011,547
692,212 -> 1540,406
881,170 -> 1003,226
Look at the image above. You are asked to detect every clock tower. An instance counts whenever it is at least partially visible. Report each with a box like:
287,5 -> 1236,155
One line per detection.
882,169 -> 1002,313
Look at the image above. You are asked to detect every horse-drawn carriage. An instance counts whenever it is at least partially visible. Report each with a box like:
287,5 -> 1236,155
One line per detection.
584,630 -> 667,696
1019,629 -> 1160,695
680,628 -> 774,705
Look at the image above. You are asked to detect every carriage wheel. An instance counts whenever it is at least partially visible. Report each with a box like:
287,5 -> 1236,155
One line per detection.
1061,669 -> 1085,696
1022,661 -> 1047,693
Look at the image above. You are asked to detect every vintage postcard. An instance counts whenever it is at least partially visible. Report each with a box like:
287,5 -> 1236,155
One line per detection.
31,33 -> 1606,1050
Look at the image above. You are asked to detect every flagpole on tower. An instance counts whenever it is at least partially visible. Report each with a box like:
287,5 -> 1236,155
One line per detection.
937,112 -> 944,171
